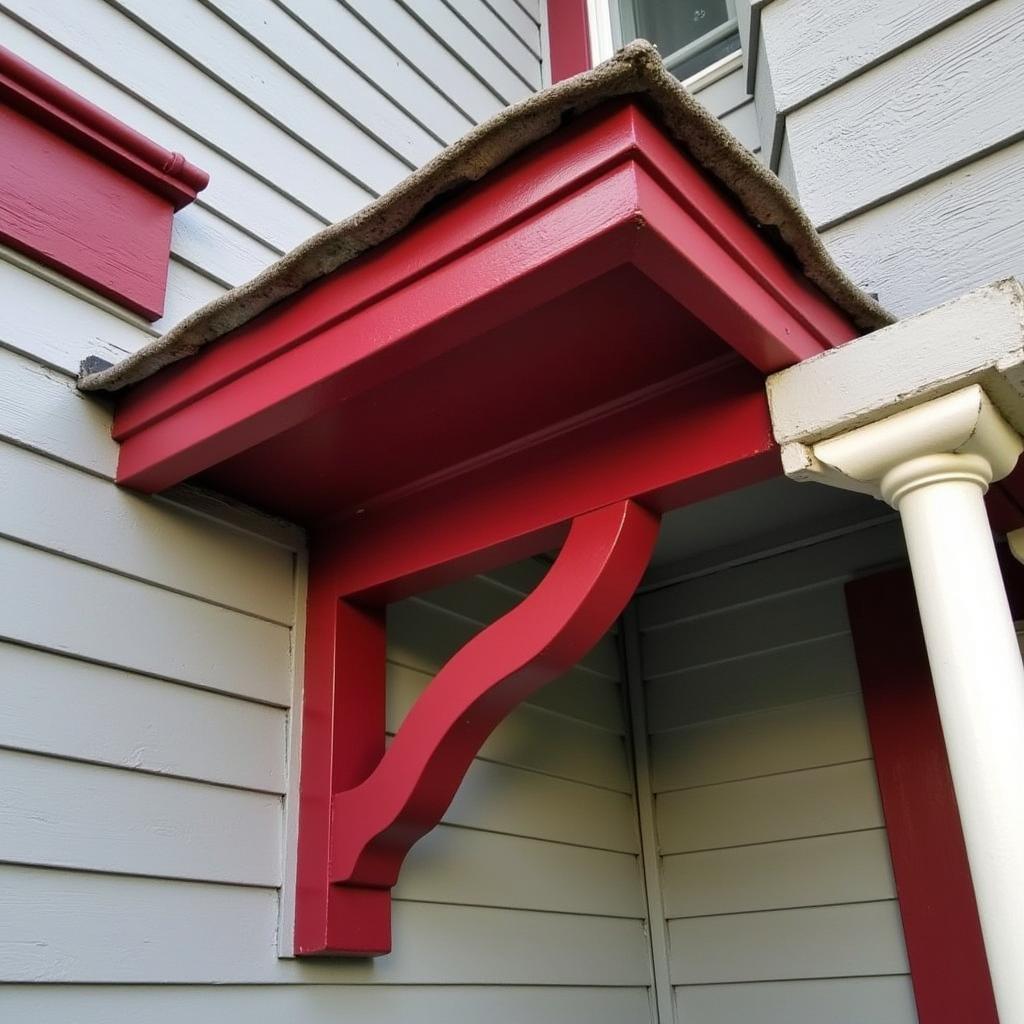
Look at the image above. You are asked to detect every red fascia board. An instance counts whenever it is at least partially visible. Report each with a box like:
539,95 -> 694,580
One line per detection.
114,102 -> 851,442
547,0 -> 592,82
312,358 -> 777,604
0,45 -> 208,209
115,169 -> 643,491
113,103 -> 663,439
113,102 -> 850,495
627,119 -> 857,357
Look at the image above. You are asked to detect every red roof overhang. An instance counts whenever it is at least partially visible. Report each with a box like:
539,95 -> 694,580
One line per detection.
112,100 -> 857,599
108,100 -> 864,959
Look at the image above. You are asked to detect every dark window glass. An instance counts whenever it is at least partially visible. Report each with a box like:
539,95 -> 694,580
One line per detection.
634,0 -> 730,55
624,0 -> 739,79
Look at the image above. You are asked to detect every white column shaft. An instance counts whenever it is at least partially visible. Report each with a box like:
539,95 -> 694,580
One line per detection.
898,473 -> 1024,1022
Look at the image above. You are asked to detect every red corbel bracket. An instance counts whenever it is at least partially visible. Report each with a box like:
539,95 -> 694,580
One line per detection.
296,498 -> 659,956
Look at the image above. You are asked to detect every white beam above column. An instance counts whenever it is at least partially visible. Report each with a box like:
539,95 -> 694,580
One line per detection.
768,277 -> 1024,448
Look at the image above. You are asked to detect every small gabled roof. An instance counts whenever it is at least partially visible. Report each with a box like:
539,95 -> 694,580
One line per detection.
79,40 -> 892,392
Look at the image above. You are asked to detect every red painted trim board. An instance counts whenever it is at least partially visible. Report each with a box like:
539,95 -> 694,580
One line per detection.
547,0 -> 592,82
846,569 -> 998,1023
112,103 -> 855,497
296,498 -> 658,955
0,46 -> 207,319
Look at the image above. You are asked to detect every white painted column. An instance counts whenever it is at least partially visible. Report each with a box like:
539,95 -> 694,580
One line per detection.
785,385 -> 1024,1022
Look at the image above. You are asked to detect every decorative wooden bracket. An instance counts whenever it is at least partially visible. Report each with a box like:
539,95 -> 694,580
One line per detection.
295,498 -> 659,956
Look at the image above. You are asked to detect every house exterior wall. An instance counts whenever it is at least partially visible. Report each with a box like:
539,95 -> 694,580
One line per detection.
634,518 -> 919,1023
2,1 -> 1015,1018
685,54 -> 762,157
0,3 -> 660,1020
746,0 -> 1024,317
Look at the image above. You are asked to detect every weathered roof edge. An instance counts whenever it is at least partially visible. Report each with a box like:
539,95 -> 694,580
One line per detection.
79,40 -> 893,392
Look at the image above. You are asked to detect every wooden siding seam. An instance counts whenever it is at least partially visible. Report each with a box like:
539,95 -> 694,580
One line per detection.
267,0 -> 450,150
769,0 -> 992,124
395,0 -> 516,106
0,406 -> 302,554
653,756 -> 874,798
334,0 -> 480,127
659,824 -> 890,862
157,486 -> 305,554
388,660 -> 625,736
0,414 -> 115,485
382,730 -> 632,795
0,854 -> 640,922
0,3 -> 338,227
673,972 -> 913,988
0,741 -> 287,797
434,816 -> 637,857
0,856 -> 283,891
99,0 -> 390,197
657,824 -> 888,859
638,511 -> 897,596
0,526 -> 295,628
195,0 -> 439,163
436,0 -> 539,89
190,197 -> 287,259
0,245 -> 157,340
664,895 -> 902,923
712,96 -> 755,122
389,637 -> 620,684
511,0 -> 538,22
419,818 -> 640,855
641,577 -> 844,634
643,630 -> 851,678
0,635 -> 291,710
816,129 -> 1024,234
390,895 -> 646,922
476,567 -> 544,598
166,247 -> 235,292
479,0 -> 542,56
650,692 -> 868,740
386,652 -> 621,698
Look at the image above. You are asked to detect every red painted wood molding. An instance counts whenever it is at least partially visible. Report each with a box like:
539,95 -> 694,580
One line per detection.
547,0 -> 592,81
846,569 -> 998,1023
0,46 -> 208,319
296,498 -> 659,956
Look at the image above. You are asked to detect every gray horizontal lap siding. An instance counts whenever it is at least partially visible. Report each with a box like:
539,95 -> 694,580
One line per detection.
636,522 -> 918,1024
748,0 -> 1024,316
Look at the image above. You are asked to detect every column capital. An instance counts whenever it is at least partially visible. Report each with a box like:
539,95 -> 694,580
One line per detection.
782,385 -> 1023,507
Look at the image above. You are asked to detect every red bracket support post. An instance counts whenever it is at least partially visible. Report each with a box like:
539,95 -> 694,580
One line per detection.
295,498 -> 659,956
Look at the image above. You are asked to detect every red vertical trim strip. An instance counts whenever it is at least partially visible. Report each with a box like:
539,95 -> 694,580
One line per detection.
547,0 -> 592,82
845,569 -> 998,1023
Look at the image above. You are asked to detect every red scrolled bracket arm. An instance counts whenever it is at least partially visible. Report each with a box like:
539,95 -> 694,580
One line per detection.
297,498 -> 658,957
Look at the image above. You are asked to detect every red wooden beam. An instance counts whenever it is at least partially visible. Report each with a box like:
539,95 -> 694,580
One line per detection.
547,0 -> 592,83
314,356 -> 776,603
846,569 -> 998,1023
112,102 -> 854,496
0,46 -> 207,319
296,498 -> 659,956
